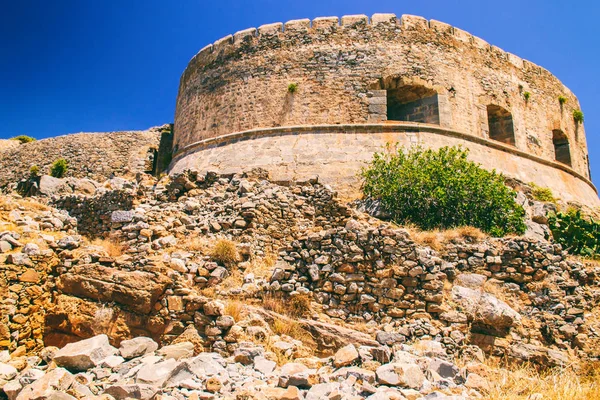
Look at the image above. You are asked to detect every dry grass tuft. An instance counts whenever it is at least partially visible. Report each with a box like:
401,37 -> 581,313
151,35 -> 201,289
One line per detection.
211,238 -> 239,265
199,286 -> 217,298
244,253 -> 277,279
90,237 -> 126,257
482,359 -> 600,400
224,300 -> 245,322
183,236 -> 211,252
271,318 -> 314,343
407,225 -> 487,251
262,293 -> 313,318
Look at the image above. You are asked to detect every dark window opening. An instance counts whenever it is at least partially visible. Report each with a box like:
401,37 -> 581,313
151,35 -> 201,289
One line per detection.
487,105 -> 515,145
552,130 -> 571,166
386,85 -> 439,124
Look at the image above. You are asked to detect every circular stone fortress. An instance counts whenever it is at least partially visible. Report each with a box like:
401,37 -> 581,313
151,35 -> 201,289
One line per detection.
171,13 -> 598,206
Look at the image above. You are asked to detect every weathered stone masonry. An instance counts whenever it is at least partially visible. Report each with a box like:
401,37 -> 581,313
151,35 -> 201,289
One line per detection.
172,13 -> 598,206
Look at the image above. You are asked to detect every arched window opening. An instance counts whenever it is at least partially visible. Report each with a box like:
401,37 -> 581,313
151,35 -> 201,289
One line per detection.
552,130 -> 571,166
386,85 -> 439,124
487,105 -> 515,146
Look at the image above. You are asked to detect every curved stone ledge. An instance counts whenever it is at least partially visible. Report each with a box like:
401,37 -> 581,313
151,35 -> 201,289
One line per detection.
170,123 -> 599,206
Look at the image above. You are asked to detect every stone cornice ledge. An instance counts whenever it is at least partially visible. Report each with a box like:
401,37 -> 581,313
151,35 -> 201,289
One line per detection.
172,122 -> 598,195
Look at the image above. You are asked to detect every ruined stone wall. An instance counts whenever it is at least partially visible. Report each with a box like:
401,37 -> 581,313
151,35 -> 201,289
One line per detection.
270,221 -> 599,357
0,129 -> 161,187
174,13 -> 591,181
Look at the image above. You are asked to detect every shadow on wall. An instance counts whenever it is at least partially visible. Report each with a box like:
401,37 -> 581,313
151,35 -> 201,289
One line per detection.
155,124 -> 174,176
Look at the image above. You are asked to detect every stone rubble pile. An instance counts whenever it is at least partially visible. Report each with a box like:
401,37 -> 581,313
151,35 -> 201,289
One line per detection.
1,170 -> 599,399
0,334 -> 491,400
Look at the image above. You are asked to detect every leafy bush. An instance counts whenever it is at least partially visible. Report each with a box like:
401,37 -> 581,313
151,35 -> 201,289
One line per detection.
548,210 -> 599,258
29,165 -> 40,177
287,83 -> 298,93
573,110 -> 584,124
361,146 -> 526,236
11,135 -> 36,143
49,158 -> 69,178
523,91 -> 531,102
211,238 -> 239,265
558,95 -> 567,105
530,184 -> 555,203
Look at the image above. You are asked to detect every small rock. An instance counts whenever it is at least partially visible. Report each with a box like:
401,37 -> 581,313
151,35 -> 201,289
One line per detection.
333,344 -> 359,368
119,337 -> 159,359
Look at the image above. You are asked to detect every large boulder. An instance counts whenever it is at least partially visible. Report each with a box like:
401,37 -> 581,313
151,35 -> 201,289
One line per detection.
136,358 -> 180,387
55,264 -> 170,314
451,286 -> 520,335
53,334 -> 117,371
15,368 -> 74,400
38,176 -> 72,197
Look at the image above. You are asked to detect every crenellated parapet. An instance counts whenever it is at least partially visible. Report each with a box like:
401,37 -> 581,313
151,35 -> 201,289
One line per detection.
172,13 -> 597,206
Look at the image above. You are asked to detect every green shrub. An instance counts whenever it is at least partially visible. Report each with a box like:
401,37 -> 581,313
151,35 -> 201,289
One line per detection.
573,110 -> 584,124
523,91 -> 531,102
548,210 -> 599,258
361,145 -> 526,236
287,83 -> 298,93
558,95 -> 567,105
11,135 -> 36,143
530,184 -> 555,203
49,158 -> 69,178
29,165 -> 40,177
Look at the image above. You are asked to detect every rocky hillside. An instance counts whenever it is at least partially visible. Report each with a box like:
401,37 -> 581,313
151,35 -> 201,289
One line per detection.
0,169 -> 599,399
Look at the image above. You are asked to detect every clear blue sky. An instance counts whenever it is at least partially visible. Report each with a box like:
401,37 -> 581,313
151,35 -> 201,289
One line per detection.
1,1 -> 599,184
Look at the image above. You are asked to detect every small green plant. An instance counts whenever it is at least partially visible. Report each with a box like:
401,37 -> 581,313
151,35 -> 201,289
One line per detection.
287,83 -> 298,93
11,135 -> 36,144
523,92 -> 531,102
530,183 -> 555,203
49,158 -> 69,178
573,110 -> 584,124
29,165 -> 40,178
548,210 -> 599,258
361,145 -> 526,236
558,95 -> 567,105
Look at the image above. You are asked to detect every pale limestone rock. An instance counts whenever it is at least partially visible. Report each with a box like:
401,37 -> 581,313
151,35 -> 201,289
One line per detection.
376,363 -> 425,389
333,344 -> 359,368
118,337 -> 158,359
103,384 -> 158,400
0,362 -> 18,380
16,368 -> 74,400
136,358 -> 180,387
157,342 -> 194,360
53,334 -> 117,371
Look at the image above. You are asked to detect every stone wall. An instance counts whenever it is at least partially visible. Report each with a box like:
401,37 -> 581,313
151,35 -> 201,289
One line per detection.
0,128 -> 161,188
174,13 -> 591,180
170,125 -> 599,206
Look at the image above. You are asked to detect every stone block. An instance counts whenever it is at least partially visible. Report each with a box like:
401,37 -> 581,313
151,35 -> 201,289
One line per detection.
371,13 -> 397,25
258,22 -> 283,36
312,16 -> 339,30
233,28 -> 256,44
341,15 -> 368,26
401,15 -> 428,30
284,19 -> 310,32
429,19 -> 452,33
